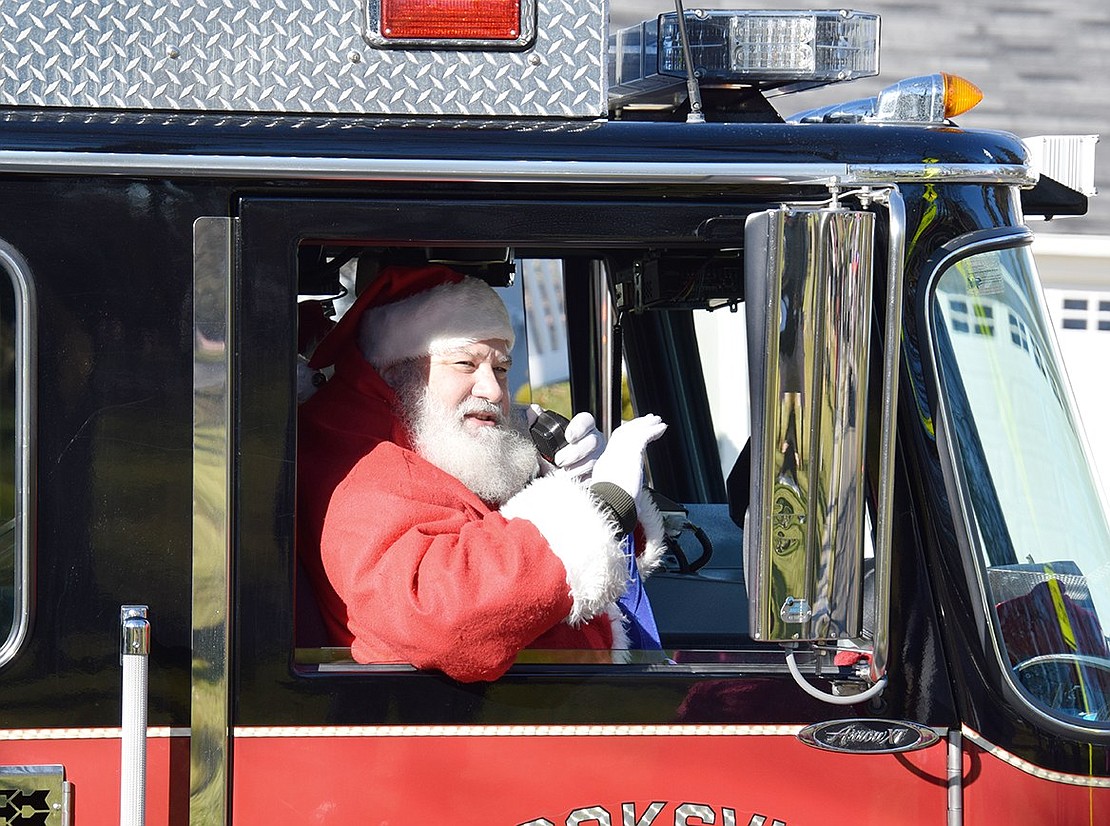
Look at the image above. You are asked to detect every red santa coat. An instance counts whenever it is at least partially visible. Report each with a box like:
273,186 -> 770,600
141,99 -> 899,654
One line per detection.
298,345 -> 663,682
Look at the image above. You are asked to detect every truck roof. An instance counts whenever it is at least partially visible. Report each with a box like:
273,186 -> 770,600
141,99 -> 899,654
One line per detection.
0,109 -> 1030,179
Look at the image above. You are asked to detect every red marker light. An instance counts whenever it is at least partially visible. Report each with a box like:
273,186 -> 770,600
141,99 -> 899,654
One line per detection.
380,0 -> 521,40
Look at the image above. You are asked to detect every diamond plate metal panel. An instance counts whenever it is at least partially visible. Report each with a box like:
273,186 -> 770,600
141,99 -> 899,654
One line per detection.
0,0 -> 606,117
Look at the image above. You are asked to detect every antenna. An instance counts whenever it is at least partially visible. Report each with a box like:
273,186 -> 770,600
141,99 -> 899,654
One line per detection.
673,0 -> 705,123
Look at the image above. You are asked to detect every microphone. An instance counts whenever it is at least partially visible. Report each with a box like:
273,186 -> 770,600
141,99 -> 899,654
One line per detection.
529,409 -> 570,462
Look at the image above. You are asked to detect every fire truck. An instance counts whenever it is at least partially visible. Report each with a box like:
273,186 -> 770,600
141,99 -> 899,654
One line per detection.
0,1 -> 1106,824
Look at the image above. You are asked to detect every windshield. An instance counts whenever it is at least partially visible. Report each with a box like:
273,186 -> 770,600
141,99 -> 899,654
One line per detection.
930,239 -> 1110,725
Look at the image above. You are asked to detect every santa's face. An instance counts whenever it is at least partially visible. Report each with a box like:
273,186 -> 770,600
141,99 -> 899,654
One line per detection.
392,340 -> 537,505
426,339 -> 512,433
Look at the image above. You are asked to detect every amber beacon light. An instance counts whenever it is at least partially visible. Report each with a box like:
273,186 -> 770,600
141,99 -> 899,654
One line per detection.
791,71 -> 985,124
942,72 -> 984,119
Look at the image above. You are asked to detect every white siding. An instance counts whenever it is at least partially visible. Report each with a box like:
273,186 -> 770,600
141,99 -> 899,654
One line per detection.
1035,233 -> 1110,505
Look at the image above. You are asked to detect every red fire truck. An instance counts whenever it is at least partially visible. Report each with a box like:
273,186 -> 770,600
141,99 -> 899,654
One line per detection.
0,1 -> 1106,824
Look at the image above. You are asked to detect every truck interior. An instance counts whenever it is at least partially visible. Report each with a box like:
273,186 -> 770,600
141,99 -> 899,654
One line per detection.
289,227 -> 877,673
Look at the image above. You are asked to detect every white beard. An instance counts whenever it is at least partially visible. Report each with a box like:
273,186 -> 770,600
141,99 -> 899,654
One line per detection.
403,387 -> 539,507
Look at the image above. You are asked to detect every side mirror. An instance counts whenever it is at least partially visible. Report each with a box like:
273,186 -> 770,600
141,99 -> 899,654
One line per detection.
743,207 -> 875,644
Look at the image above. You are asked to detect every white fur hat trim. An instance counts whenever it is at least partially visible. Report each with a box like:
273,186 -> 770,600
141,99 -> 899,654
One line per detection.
357,276 -> 514,369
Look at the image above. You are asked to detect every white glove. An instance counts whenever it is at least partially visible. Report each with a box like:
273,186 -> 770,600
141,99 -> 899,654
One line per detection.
527,405 -> 606,481
590,414 -> 667,498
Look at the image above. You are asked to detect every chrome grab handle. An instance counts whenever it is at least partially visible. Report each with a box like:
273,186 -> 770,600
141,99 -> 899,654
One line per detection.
120,605 -> 150,826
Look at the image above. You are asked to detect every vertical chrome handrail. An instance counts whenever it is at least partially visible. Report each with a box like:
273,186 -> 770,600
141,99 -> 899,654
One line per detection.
869,186 -> 906,684
947,729 -> 964,826
120,604 -> 150,826
191,217 -> 235,826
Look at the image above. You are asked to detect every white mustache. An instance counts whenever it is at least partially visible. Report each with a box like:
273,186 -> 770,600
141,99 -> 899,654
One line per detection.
456,397 -> 505,424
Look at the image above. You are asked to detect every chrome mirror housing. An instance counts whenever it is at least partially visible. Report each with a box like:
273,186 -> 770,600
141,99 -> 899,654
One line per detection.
744,207 -> 875,643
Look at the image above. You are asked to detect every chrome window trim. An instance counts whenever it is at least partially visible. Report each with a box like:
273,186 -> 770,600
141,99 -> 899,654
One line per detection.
0,240 -> 35,669
962,725 -> 1110,787
0,151 -> 1035,188
924,228 -> 1110,737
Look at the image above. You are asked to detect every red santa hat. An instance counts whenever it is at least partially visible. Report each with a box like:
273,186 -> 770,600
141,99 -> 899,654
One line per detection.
308,264 -> 514,370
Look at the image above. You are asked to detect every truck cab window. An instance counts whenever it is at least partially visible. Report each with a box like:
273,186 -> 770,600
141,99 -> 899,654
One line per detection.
930,241 -> 1110,724
294,247 -> 763,674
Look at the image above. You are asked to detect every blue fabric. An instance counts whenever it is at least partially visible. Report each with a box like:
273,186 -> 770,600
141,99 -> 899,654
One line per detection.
616,534 -> 662,651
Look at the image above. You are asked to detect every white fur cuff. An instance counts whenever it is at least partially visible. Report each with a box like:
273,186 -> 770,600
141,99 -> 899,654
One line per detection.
607,603 -> 632,663
501,474 -> 628,625
634,489 -> 667,578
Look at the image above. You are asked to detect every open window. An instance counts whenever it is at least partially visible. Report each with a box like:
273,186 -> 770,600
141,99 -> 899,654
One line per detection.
290,242 -> 760,669
288,237 -> 870,672
228,192 -> 889,711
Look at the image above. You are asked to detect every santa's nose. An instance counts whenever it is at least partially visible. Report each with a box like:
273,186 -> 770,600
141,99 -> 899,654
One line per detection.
471,363 -> 504,403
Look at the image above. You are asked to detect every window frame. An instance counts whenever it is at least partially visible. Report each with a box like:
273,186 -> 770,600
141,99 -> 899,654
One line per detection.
235,193 -> 870,729
0,239 -> 36,669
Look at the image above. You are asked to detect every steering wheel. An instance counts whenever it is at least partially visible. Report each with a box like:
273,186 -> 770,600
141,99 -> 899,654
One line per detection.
1013,653 -> 1110,721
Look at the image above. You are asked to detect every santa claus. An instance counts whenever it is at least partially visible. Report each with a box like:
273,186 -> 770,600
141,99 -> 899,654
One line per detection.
297,264 -> 667,682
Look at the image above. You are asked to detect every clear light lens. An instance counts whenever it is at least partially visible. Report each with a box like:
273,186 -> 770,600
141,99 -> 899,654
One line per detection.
730,16 -> 816,74
658,10 -> 879,83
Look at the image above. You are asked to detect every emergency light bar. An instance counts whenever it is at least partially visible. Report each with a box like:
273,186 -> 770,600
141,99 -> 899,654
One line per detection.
363,0 -> 536,48
610,9 -> 879,104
